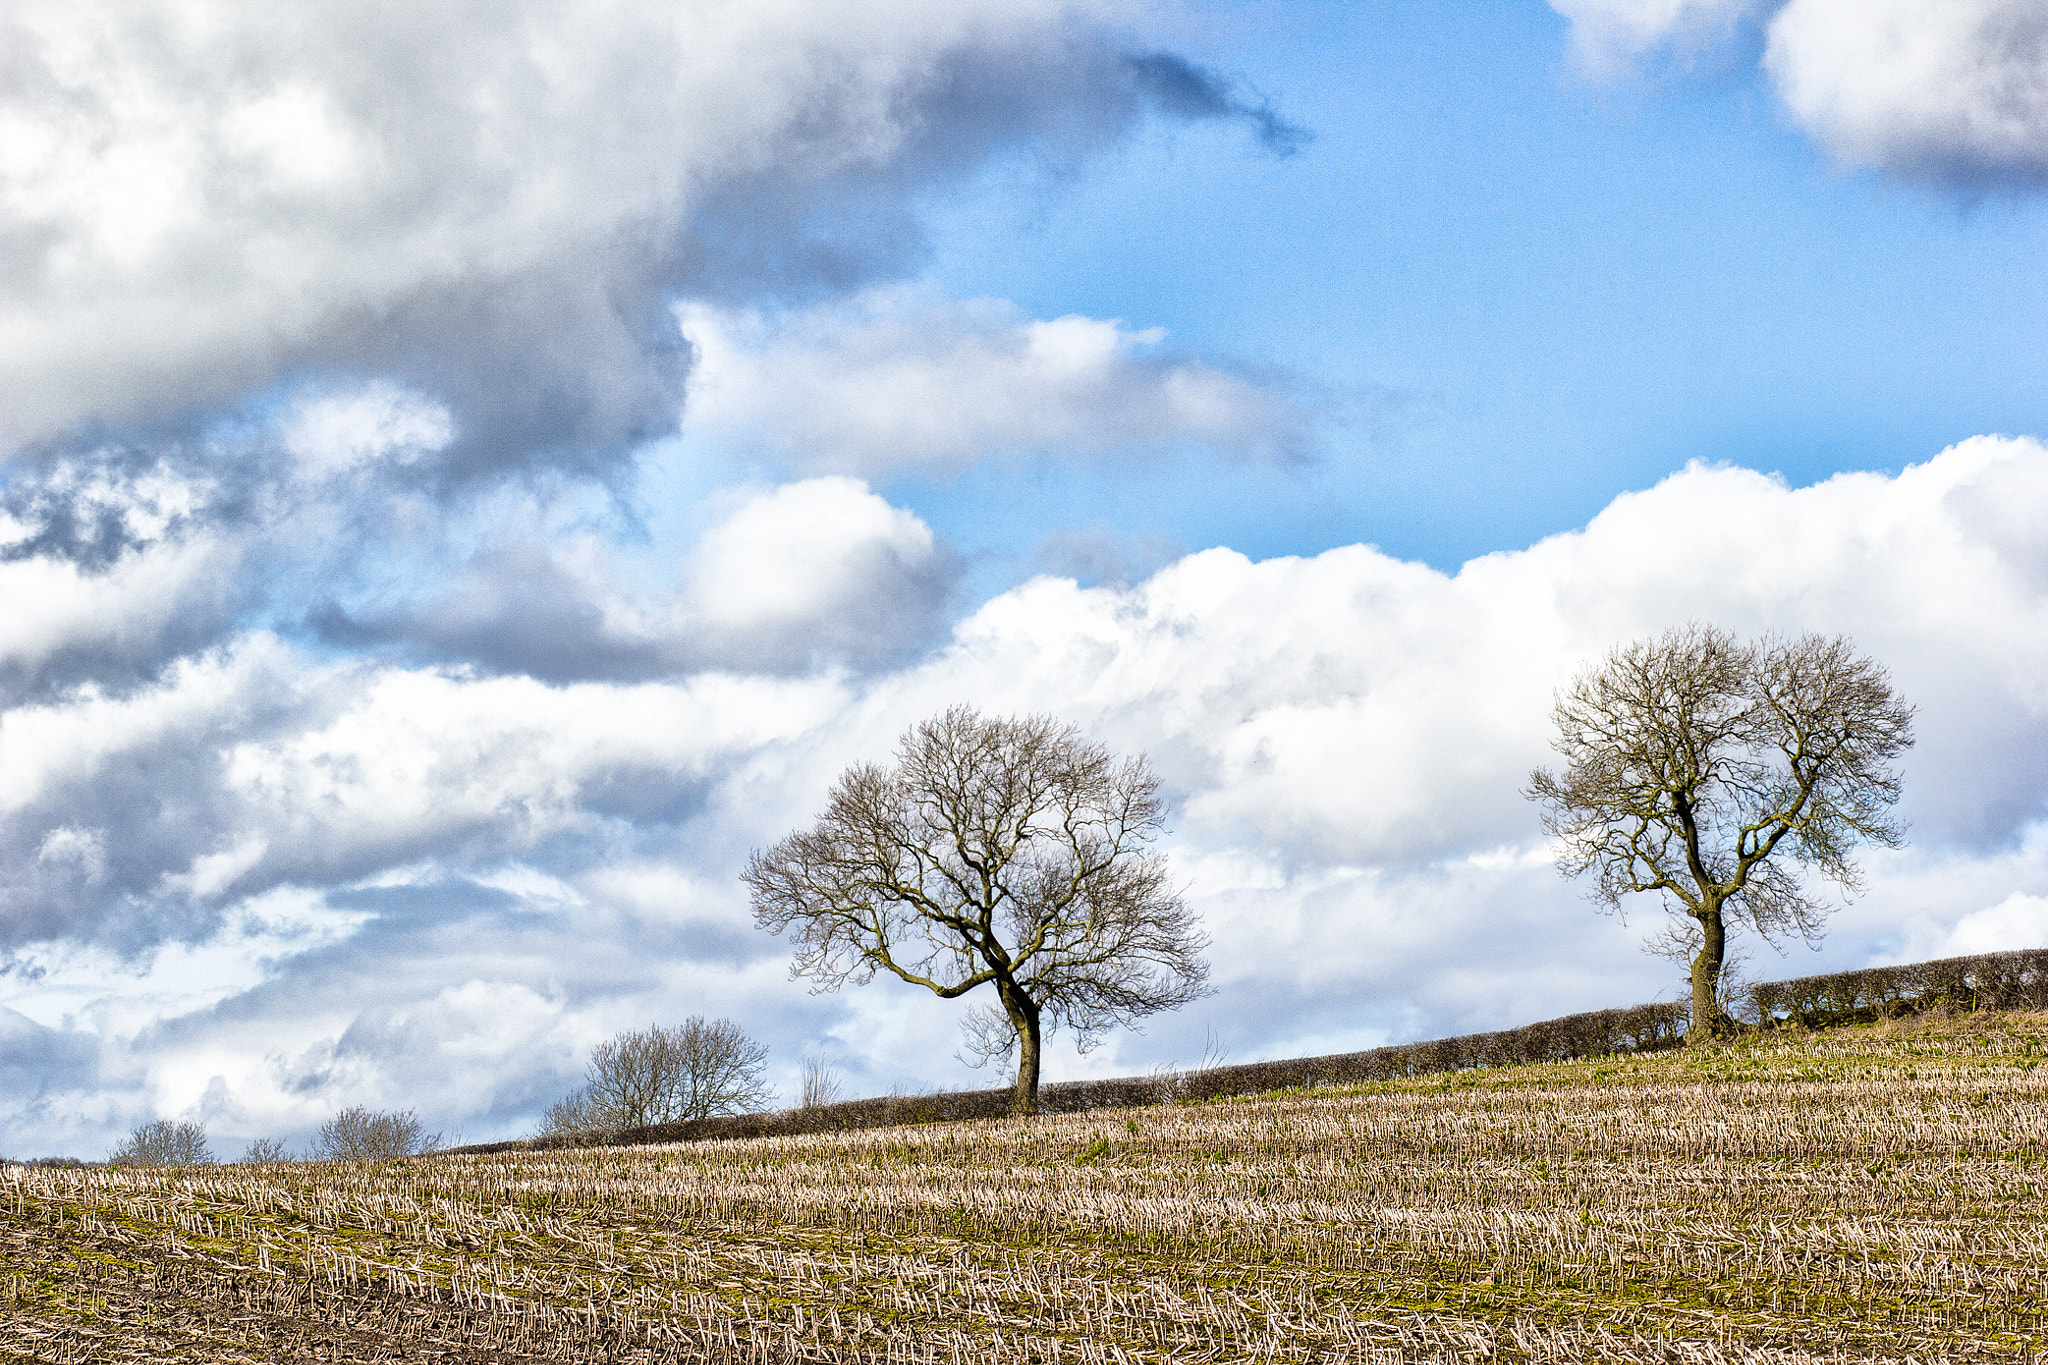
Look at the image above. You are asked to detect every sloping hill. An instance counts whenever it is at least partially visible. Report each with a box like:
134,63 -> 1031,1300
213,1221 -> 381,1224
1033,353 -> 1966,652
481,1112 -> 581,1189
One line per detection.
467,946 -> 2048,1154
7,1008 -> 2046,1363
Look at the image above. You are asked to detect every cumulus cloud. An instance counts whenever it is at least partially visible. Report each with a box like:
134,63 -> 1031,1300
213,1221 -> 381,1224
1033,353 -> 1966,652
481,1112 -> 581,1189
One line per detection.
680,290 -> 1318,475
0,371 -> 959,697
0,640 -> 848,956
0,384 -> 464,699
1931,892 -> 2048,957
0,0 -> 1301,468
972,438 -> 2048,863
321,476 -> 960,679
1765,0 -> 2048,187
1552,0 -> 2048,188
9,439 -> 2048,1156
679,478 -> 960,666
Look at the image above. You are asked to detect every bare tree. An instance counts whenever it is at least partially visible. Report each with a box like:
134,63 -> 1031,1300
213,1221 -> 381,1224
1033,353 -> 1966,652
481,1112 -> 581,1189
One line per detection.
745,706 -> 1211,1116
239,1137 -> 291,1163
541,1089 -> 601,1136
799,1056 -> 844,1109
544,1017 -> 773,1135
1527,626 -> 1914,1041
109,1119 -> 212,1166
312,1106 -> 440,1160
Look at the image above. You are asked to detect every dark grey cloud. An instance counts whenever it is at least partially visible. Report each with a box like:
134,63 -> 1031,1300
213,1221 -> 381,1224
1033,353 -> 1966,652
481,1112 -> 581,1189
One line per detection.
0,1006 -> 101,1154
327,271 -> 695,487
308,547 -> 674,684
1122,51 -> 1311,157
0,650 -> 313,954
1036,525 -> 1186,587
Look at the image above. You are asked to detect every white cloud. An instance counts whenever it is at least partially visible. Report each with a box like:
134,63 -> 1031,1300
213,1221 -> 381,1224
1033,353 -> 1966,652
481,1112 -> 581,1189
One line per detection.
0,641 -> 289,823
0,526 -> 242,693
680,289 -> 1314,474
0,0 -> 1256,462
1552,0 -> 2048,187
1934,892 -> 2048,957
1765,0 -> 2048,185
688,479 -> 936,626
201,661 -> 848,895
282,384 -> 454,478
900,438 -> 2048,864
340,475 -> 960,678
1550,0 -> 1761,78
9,438 -> 2048,1155
680,477 -> 957,663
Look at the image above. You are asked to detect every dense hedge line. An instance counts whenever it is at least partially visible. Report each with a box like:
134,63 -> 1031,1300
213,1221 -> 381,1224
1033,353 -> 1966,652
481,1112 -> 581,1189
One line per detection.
1745,947 -> 2048,1028
447,946 -> 2043,1157
449,1001 -> 1685,1155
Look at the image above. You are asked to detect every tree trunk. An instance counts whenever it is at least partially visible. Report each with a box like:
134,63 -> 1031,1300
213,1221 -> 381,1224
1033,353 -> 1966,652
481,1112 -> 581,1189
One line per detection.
1687,906 -> 1735,1044
1005,990 -> 1043,1117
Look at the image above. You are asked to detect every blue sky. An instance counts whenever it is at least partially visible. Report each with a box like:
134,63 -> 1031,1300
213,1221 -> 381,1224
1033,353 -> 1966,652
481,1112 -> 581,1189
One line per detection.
900,1 -> 2048,573
3,0 -> 2048,1158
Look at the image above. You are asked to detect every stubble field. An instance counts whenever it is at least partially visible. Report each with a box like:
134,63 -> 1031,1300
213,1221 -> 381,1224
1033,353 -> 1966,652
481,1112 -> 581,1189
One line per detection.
5,1012 -> 2046,1363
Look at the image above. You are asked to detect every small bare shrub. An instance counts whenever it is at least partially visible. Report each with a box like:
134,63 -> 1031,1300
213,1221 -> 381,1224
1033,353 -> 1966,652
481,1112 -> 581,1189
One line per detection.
799,1057 -> 844,1109
313,1106 -> 439,1160
109,1119 -> 212,1167
544,1017 -> 773,1134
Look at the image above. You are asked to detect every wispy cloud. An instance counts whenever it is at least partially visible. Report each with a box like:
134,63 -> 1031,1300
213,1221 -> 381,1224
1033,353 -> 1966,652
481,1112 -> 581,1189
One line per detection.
1550,0 -> 1763,79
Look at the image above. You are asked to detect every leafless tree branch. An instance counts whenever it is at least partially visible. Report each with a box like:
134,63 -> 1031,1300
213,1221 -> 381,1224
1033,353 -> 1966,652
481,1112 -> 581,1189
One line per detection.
1527,625 -> 1914,1041
109,1119 -> 212,1167
544,1017 -> 774,1136
312,1106 -> 440,1161
746,706 -> 1210,1115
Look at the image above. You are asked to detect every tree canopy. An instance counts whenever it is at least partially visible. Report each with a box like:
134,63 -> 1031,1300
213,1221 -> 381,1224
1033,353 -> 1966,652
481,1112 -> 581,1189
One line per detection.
544,1017 -> 773,1134
109,1118 -> 212,1167
1528,625 -> 1914,1038
313,1106 -> 440,1160
746,706 -> 1209,1114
